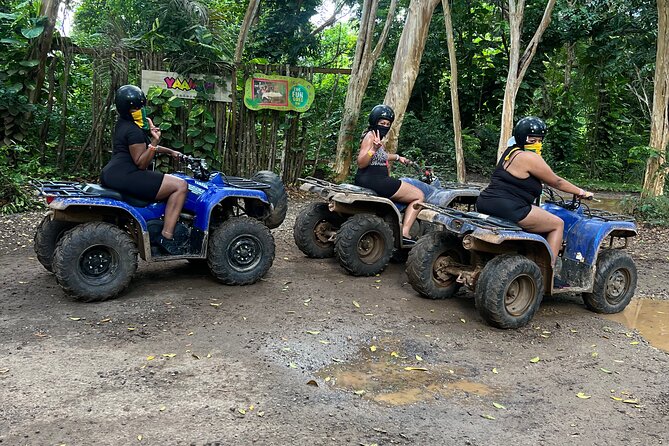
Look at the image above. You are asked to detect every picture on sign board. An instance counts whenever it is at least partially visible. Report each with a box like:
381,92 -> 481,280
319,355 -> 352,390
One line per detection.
252,78 -> 288,106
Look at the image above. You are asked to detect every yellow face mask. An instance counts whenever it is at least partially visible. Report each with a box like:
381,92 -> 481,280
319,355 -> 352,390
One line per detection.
524,142 -> 542,157
131,108 -> 150,130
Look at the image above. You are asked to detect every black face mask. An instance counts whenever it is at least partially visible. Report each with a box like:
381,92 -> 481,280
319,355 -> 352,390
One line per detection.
375,124 -> 390,139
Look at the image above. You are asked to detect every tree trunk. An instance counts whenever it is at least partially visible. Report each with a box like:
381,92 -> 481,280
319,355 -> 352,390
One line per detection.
333,0 -> 397,182
442,0 -> 466,182
234,0 -> 261,65
642,0 -> 669,197
28,0 -> 61,105
496,0 -> 557,160
383,0 -> 441,156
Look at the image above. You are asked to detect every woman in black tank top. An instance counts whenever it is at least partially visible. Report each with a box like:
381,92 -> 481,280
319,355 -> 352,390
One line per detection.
476,117 -> 593,273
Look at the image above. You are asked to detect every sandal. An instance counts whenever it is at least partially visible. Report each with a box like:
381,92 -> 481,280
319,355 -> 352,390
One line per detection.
402,236 -> 416,246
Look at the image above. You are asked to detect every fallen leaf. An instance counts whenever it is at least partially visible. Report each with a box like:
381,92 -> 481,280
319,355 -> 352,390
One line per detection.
306,330 -> 320,335
460,318 -> 466,323
127,327 -> 136,331
289,362 -> 297,368
623,399 -> 639,404
415,354 -> 423,361
576,392 -> 591,399
404,367 -> 427,371
159,405 -> 166,411
354,389 -> 366,396
281,347 -> 291,352
492,402 -> 506,410
370,345 -> 377,352
303,298 -> 311,303
210,303 -> 221,307
238,408 -> 246,415
0,369 -> 9,374
332,358 -> 344,363
390,351 -> 399,357
249,405 -> 254,411
69,317 -> 81,321
530,357 -> 540,363
492,368 -> 499,374
374,279 -> 381,283
591,352 -> 599,358
630,341 -> 639,345
306,380 -> 318,387
257,411 -> 265,417
161,353 -> 176,358
319,340 -> 330,345
146,356 -> 155,361
325,376 -> 331,382
600,368 -> 612,374
100,318 -> 111,323
611,396 -> 623,401
137,435 -> 143,441
192,354 -> 201,360
481,414 -> 496,420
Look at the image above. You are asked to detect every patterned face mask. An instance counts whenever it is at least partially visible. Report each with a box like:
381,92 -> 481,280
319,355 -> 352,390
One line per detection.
375,124 -> 390,139
131,108 -> 150,130
524,142 -> 543,157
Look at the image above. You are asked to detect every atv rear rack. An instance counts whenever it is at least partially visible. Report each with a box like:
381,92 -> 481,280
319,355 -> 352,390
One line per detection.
298,177 -> 377,197
222,176 -> 270,190
31,181 -> 95,197
419,202 -> 524,231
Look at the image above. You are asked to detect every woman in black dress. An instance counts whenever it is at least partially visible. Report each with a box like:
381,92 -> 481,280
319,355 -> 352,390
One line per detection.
354,104 -> 424,243
101,85 -> 187,255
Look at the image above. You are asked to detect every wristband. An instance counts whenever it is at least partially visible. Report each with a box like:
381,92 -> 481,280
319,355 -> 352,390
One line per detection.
367,150 -> 374,158
148,144 -> 157,152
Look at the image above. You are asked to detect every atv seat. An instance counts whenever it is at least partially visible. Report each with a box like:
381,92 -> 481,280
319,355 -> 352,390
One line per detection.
83,184 -> 153,208
466,211 -> 523,230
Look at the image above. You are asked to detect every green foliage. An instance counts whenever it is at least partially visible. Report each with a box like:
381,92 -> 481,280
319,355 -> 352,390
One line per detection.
621,195 -> 669,226
146,86 -> 221,167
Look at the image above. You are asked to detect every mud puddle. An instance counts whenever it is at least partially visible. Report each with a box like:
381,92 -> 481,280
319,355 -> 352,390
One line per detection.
603,298 -> 669,352
316,340 -> 496,406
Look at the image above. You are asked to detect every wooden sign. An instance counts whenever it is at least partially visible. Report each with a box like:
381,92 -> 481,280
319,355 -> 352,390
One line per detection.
141,70 -> 233,102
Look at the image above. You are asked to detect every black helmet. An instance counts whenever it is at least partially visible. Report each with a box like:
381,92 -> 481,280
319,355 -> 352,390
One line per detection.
368,104 -> 395,127
115,85 -> 147,117
513,116 -> 547,148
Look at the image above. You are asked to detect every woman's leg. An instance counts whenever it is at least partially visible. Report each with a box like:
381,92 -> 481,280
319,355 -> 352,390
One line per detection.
517,205 -> 564,265
390,181 -> 424,238
155,174 -> 188,238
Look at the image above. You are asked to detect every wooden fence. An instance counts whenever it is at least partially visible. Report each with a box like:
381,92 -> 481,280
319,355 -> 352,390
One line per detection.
53,42 -> 350,184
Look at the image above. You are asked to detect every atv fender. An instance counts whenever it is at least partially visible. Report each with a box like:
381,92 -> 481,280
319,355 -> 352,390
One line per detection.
328,192 -> 402,226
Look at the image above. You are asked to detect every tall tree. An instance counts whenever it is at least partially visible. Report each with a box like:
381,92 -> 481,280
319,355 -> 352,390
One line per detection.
383,0 -> 441,156
442,0 -> 465,182
333,0 -> 397,182
642,0 -> 669,197
234,0 -> 261,64
28,0 -> 61,105
497,0 -> 556,159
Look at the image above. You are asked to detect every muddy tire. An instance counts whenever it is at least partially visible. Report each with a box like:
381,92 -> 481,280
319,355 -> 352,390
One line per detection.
335,213 -> 393,276
582,249 -> 637,313
475,254 -> 543,329
406,232 -> 468,299
207,217 -> 275,285
52,222 -> 138,302
34,215 -> 77,272
251,171 -> 288,229
293,202 -> 343,258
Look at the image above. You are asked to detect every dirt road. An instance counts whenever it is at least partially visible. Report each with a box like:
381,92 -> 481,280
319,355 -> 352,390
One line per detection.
1,198 -> 668,445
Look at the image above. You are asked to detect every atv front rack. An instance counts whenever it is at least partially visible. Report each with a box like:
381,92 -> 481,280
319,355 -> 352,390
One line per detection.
585,208 -> 635,222
222,176 -> 270,190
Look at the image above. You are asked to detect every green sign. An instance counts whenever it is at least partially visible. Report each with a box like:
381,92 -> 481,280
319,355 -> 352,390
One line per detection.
244,74 -> 314,112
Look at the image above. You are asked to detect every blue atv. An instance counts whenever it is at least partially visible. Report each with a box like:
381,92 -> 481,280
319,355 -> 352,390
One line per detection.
33,156 -> 288,302
405,189 -> 638,329
294,164 -> 481,276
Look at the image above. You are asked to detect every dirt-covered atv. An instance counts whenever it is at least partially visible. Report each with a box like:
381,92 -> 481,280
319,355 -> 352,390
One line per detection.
405,189 -> 638,329
294,164 -> 481,276
33,156 -> 288,302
